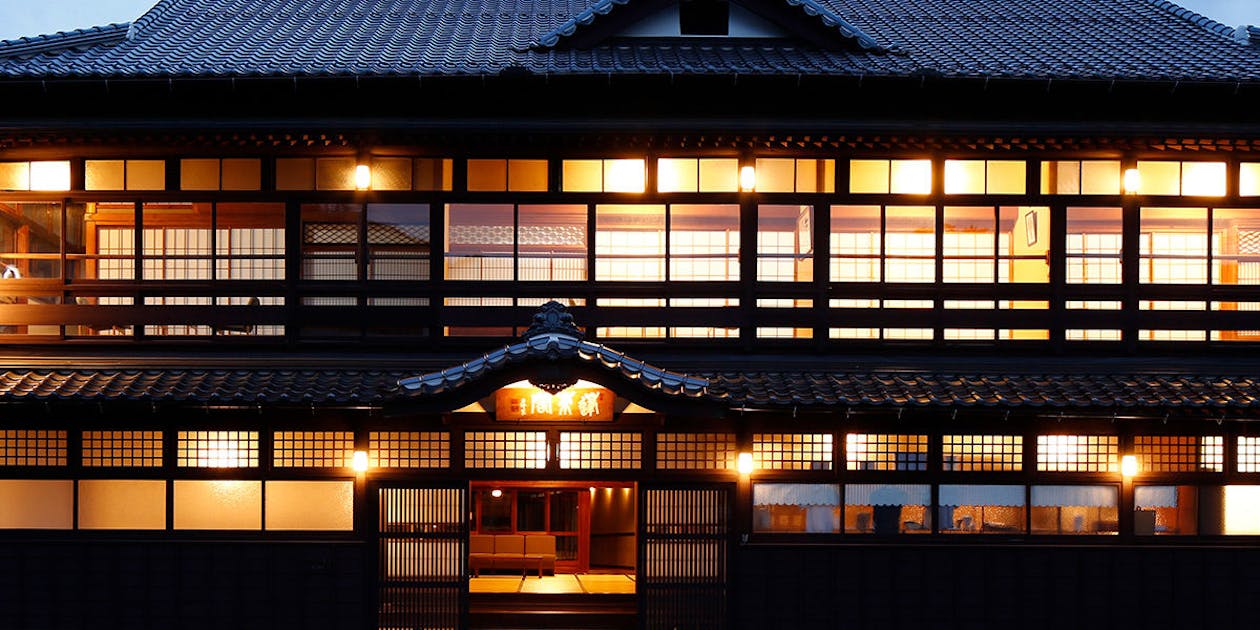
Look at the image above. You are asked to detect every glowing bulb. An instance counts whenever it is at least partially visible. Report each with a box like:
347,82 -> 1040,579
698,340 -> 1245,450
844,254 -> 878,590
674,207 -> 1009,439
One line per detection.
589,487 -> 596,493
1123,168 -> 1141,194
354,164 -> 371,190
737,452 -> 754,475
491,488 -> 503,499
352,450 -> 369,473
740,165 -> 756,192
1121,454 -> 1139,478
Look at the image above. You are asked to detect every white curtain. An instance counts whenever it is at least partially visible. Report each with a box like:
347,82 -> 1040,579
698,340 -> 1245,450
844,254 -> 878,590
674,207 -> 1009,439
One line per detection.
939,484 -> 1025,507
1031,485 -> 1117,507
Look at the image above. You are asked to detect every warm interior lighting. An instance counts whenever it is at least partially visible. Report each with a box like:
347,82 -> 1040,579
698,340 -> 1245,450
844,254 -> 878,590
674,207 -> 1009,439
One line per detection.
737,451 -> 754,475
1123,168 -> 1141,194
490,488 -> 503,499
1181,162 -> 1226,196
740,165 -> 756,192
1120,454 -> 1139,478
354,164 -> 372,190
605,159 -> 645,193
29,161 -> 70,191
352,450 -> 369,473
891,160 -> 932,194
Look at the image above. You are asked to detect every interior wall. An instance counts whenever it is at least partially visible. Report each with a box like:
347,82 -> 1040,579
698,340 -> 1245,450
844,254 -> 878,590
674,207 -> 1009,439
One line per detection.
590,487 -> 636,569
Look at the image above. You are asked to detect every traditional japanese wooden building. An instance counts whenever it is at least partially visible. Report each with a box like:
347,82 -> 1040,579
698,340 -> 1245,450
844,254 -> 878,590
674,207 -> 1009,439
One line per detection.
2,0 -> 1260,627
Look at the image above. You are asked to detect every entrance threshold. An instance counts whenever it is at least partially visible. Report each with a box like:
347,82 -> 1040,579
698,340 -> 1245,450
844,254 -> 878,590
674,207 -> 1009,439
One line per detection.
470,573 -> 635,595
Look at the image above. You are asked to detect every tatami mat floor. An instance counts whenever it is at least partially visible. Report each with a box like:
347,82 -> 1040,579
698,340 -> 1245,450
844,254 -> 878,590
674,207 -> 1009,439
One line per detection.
469,573 -> 636,595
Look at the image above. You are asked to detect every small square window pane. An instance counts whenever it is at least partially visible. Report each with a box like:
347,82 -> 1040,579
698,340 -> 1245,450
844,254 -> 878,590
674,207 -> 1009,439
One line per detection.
658,158 -> 698,192
1241,164 -> 1260,197
890,160 -> 932,194
1182,162 -> 1226,197
849,160 -> 890,194
1081,161 -> 1121,195
315,157 -> 356,191
126,160 -> 166,191
0,162 -> 30,191
756,158 -> 795,193
987,161 -> 1026,195
86,160 -> 126,191
467,159 -> 507,191
181,159 -> 220,191
371,158 -> 412,191
1137,161 -> 1181,196
414,158 -> 453,191
276,158 -> 315,190
563,160 -> 602,192
945,160 -> 985,195
508,159 -> 548,192
699,158 -> 738,192
221,159 -> 262,191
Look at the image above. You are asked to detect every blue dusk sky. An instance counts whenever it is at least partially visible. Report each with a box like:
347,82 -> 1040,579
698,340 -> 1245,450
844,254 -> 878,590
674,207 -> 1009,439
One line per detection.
0,0 -> 1256,43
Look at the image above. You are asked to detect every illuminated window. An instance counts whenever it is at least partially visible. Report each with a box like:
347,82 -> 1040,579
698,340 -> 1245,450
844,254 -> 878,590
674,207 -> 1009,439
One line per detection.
1040,160 -> 1122,195
1140,207 -> 1208,284
0,430 -> 67,466
78,480 -> 166,530
848,159 -> 930,194
367,203 -> 430,281
414,158 -> 454,191
1239,437 -> 1260,472
944,160 -> 1025,195
0,161 -> 70,191
943,435 -> 1022,471
1137,161 -> 1226,196
757,205 -> 813,282
1139,329 -> 1206,342
1224,485 -> 1260,534
1067,207 -> 1122,283
316,157 -> 357,190
944,206 -> 1050,283
1211,208 -> 1260,286
1066,329 -> 1123,341
755,158 -> 834,193
467,159 -> 548,192
82,430 -> 163,467
465,431 -> 546,469
658,158 -> 739,192
0,480 -> 73,529
596,204 -> 665,281
885,206 -> 936,282
265,481 -> 353,531
670,204 -> 739,281
1036,435 -> 1118,472
845,483 -> 930,534
753,433 -> 833,471
1134,485 -> 1197,535
1242,164 -> 1260,196
656,433 -> 736,470
368,157 -> 412,191
1134,436 -> 1222,473
368,431 -> 449,469
302,204 -> 360,281
174,480 -> 261,530
176,431 -> 259,468
559,432 -> 641,469
562,159 -> 645,192
273,431 -> 354,468
829,205 -> 881,282
754,483 -> 840,533
1031,485 -> 1118,534
939,485 -> 1026,534
180,158 -> 262,191
846,433 -> 928,471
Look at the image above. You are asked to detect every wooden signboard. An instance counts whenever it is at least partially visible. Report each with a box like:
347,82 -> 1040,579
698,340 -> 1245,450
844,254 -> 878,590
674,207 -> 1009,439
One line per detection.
495,386 -> 614,422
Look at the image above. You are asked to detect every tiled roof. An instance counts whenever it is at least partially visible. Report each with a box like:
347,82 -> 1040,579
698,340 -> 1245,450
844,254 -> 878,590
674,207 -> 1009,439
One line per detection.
0,366 -> 1256,410
0,0 -> 1255,81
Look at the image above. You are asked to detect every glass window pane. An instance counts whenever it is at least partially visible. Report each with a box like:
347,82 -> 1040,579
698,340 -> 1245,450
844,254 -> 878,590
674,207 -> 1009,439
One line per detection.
885,206 -> 935,282
519,204 -> 587,281
478,490 -> 512,532
755,158 -> 795,193
796,159 -> 834,193
562,160 -> 602,192
1137,161 -> 1181,195
987,160 -> 1026,195
699,158 -> 739,192
658,158 -> 697,192
173,480 -> 262,530
29,161 -> 70,191
142,202 -> 212,282
1213,208 -> 1260,285
0,162 -> 29,191
1082,161 -> 1121,195
371,158 -> 413,191
517,491 -> 546,531
84,160 -> 122,191
1041,161 -> 1079,195
943,206 -> 994,282
1140,207 -> 1207,284
69,202 -> 136,281
0,201 -> 62,280
276,158 -> 315,191
222,159 -> 262,191
508,159 -> 549,192
944,160 -> 985,194
1030,485 -> 1118,535
890,160 -> 932,195
265,481 -> 353,531
604,159 -> 645,193
367,204 -> 429,281
467,159 -> 507,192
414,158 -> 453,191
181,159 -> 220,190
850,160 -> 890,194
550,491 -> 578,532
753,483 -> 840,533
758,205 -> 813,282
1182,162 -> 1226,197
844,484 -> 930,534
445,204 -> 513,281
0,480 -> 73,529
830,205 -> 881,282
1066,207 -> 1122,284
939,485 -> 1026,534
301,204 -> 361,280
1134,485 -> 1196,535
596,205 -> 665,281
78,479 -> 166,530
1224,485 -> 1260,534
124,160 -> 165,191
315,157 -> 356,191
670,204 -> 739,282
1242,164 -> 1260,197
1001,206 -> 1050,283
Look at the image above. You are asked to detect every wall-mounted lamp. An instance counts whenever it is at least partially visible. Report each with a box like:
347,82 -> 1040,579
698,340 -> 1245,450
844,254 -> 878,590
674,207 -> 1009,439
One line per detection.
1122,168 -> 1141,195
352,450 -> 369,473
1120,454 -> 1139,478
354,164 -> 372,190
739,165 -> 756,192
490,488 -> 503,499
737,452 -> 754,476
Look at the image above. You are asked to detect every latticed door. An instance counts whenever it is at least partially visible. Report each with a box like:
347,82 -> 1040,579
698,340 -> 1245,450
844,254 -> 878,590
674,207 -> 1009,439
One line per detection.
638,484 -> 732,629
375,485 -> 467,630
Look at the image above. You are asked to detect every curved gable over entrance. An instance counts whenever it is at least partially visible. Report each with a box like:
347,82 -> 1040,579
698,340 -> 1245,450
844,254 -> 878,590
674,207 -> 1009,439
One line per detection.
391,301 -> 723,416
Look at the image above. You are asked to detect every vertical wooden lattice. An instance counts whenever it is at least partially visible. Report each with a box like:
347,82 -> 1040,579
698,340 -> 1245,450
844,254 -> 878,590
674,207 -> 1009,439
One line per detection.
639,486 -> 730,629
377,486 -> 467,630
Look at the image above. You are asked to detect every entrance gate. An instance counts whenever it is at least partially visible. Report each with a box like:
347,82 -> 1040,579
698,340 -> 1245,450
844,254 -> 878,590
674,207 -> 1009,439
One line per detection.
375,485 -> 468,630
639,485 -> 732,629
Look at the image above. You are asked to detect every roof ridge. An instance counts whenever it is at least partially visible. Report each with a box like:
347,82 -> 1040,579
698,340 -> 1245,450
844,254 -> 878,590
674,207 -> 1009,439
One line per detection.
530,0 -> 888,52
0,22 -> 131,59
1141,0 -> 1242,39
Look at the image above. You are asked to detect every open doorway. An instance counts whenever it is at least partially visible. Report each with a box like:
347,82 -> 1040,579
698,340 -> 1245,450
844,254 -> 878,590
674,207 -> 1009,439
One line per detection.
468,482 -> 636,595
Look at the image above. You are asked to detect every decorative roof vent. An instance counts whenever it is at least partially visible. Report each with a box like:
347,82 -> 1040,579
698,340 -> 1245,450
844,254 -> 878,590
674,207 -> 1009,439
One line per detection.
1235,25 -> 1260,46
522,301 -> 583,339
